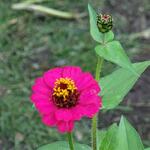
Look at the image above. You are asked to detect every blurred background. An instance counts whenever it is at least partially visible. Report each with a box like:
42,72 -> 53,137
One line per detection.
0,0 -> 150,149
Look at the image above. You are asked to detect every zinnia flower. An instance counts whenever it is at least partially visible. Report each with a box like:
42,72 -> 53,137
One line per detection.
31,66 -> 102,133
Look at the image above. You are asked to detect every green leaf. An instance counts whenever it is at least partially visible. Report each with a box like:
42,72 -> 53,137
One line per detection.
116,116 -> 144,150
37,141 -> 91,150
88,4 -> 103,43
145,148 -> 150,150
97,130 -> 107,149
95,41 -> 135,73
100,61 -> 150,109
104,31 -> 114,43
99,123 -> 118,150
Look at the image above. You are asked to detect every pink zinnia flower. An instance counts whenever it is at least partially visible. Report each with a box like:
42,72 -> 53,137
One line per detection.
31,66 -> 102,133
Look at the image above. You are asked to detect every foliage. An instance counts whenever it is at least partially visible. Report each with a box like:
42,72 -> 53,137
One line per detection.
37,141 -> 91,150
88,3 -> 150,110
97,116 -> 145,150
100,61 -> 150,109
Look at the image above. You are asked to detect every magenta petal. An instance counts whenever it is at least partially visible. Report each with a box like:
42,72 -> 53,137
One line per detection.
57,121 -> 74,133
35,102 -> 56,115
55,109 -> 73,121
62,66 -> 82,81
42,114 -> 57,126
30,93 -> 50,103
43,68 -> 63,88
32,77 -> 50,95
31,92 -> 56,115
68,121 -> 74,132
79,90 -> 101,105
71,106 -> 84,120
80,95 -> 102,118
76,72 -> 100,92
32,84 -> 50,95
82,104 -> 100,118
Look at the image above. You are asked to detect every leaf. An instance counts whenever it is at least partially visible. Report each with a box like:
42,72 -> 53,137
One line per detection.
97,130 -> 107,149
116,116 -> 144,150
37,141 -> 91,150
95,41 -> 136,73
104,31 -> 114,43
100,61 -> 150,109
145,148 -> 150,150
88,4 -> 103,43
99,123 -> 118,150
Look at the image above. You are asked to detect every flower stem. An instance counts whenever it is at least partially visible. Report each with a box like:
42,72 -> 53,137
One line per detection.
92,56 -> 103,150
91,114 -> 97,150
67,132 -> 74,150
95,56 -> 104,81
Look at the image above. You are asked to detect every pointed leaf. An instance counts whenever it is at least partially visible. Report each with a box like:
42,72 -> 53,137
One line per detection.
97,130 -> 107,149
37,141 -> 91,150
100,61 -> 150,109
116,116 -> 144,150
88,4 -> 103,43
95,41 -> 135,73
99,123 -> 118,150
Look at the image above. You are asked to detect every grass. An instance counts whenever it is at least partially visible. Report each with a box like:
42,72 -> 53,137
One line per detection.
0,0 -> 149,149
0,0 -> 98,149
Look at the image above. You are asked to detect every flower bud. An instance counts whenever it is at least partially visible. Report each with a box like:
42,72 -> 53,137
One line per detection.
97,14 -> 113,33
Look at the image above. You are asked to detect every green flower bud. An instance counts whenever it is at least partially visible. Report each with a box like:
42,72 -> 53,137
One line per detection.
97,14 -> 113,33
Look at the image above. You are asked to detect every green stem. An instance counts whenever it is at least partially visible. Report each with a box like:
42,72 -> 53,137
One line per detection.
95,56 -> 104,81
92,56 -> 103,150
91,115 -> 97,150
92,34 -> 105,150
67,132 -> 74,150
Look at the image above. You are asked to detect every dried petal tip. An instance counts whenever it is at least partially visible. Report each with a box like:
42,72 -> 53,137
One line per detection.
97,14 -> 113,33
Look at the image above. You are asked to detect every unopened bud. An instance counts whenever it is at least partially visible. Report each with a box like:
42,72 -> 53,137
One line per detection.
97,14 -> 113,33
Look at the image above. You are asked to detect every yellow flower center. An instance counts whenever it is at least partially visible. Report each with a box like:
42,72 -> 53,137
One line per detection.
52,78 -> 79,108
53,77 -> 77,100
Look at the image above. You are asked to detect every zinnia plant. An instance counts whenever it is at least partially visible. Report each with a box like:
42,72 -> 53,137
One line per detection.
30,3 -> 150,150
